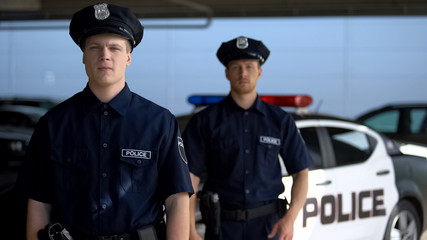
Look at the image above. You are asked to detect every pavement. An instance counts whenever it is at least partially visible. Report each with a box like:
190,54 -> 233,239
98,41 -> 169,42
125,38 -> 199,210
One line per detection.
422,231 -> 427,240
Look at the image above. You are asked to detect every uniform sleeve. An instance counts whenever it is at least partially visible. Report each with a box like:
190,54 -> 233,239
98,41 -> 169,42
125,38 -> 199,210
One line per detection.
182,114 -> 207,177
280,114 -> 312,175
15,116 -> 53,203
156,115 -> 194,201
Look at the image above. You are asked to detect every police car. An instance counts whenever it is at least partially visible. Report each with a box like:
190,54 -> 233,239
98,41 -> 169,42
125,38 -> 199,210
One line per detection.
178,95 -> 427,240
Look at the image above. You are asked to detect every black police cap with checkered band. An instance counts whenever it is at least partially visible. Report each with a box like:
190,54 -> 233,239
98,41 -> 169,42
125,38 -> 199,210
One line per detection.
69,3 -> 144,52
216,36 -> 270,67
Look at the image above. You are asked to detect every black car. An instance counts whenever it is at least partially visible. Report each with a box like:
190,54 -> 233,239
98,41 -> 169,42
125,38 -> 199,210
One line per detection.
0,105 -> 47,170
356,103 -> 427,146
0,97 -> 60,111
0,104 -> 47,239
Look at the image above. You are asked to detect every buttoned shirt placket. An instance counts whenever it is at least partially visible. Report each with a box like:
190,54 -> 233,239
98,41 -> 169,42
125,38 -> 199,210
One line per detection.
242,110 -> 251,203
99,103 -> 111,232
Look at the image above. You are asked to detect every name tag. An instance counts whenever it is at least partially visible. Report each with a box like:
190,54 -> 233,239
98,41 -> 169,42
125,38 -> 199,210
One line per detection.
122,149 -> 151,159
260,136 -> 281,146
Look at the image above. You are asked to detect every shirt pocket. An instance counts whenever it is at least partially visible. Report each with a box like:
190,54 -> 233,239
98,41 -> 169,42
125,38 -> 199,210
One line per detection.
50,147 -> 88,191
259,143 -> 281,168
211,139 -> 239,171
119,151 -> 157,193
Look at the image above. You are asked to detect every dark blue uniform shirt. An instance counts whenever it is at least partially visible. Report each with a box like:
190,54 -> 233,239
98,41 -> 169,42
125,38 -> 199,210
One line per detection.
183,95 -> 311,209
16,84 -> 193,236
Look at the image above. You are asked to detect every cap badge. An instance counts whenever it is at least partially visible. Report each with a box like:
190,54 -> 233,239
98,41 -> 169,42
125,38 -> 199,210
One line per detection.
236,36 -> 249,49
94,3 -> 110,20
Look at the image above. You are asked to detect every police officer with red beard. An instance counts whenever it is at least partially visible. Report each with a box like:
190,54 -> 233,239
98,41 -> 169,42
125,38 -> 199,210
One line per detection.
183,36 -> 311,240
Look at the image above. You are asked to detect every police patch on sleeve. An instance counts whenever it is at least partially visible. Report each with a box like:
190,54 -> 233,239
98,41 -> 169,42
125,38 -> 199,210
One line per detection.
177,137 -> 188,164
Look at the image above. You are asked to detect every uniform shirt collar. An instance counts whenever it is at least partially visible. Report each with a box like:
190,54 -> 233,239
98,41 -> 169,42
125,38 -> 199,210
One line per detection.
224,94 -> 267,116
80,83 -> 132,117
108,83 -> 132,117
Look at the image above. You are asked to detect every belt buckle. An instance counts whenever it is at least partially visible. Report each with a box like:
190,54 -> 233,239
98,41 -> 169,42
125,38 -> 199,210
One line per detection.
97,235 -> 122,240
235,209 -> 248,221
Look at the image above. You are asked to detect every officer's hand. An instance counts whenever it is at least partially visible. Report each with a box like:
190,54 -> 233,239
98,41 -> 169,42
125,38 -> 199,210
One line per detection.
189,231 -> 203,240
267,214 -> 294,240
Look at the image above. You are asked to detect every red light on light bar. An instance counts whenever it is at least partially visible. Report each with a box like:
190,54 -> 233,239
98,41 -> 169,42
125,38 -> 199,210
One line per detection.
260,95 -> 312,107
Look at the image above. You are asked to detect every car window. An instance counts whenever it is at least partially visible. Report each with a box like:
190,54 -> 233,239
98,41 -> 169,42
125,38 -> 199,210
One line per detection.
299,127 -> 322,169
326,127 -> 377,166
410,108 -> 427,133
0,111 -> 35,128
363,110 -> 399,133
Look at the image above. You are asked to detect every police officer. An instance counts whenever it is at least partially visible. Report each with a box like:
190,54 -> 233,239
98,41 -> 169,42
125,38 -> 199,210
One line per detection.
183,36 -> 311,240
16,3 -> 193,240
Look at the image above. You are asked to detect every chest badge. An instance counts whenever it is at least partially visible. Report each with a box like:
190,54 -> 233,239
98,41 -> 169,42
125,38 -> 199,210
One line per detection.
122,149 -> 151,159
260,136 -> 281,146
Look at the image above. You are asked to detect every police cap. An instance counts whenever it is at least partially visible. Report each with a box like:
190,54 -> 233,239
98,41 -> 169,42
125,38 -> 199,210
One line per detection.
69,3 -> 144,51
216,36 -> 270,67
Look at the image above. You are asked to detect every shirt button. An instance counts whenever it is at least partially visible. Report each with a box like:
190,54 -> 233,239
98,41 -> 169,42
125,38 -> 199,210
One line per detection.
245,189 -> 250,194
137,159 -> 142,165
101,204 -> 107,210
103,111 -> 108,116
103,104 -> 108,109
102,143 -> 108,148
245,149 -> 250,154
245,170 -> 250,175
244,112 -> 249,116
102,172 -> 107,178
244,129 -> 249,133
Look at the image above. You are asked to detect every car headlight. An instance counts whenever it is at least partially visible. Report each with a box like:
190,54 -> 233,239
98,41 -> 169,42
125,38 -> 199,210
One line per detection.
7,140 -> 25,152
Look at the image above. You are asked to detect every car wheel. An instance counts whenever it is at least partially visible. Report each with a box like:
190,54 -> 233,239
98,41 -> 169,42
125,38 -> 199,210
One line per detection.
384,200 -> 421,240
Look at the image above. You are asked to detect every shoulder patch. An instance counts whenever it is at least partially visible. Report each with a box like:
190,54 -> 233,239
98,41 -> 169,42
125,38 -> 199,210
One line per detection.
178,136 -> 188,164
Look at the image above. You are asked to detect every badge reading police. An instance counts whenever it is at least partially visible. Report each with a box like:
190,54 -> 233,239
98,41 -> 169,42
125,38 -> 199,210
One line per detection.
236,36 -> 249,49
177,137 -> 188,164
260,136 -> 281,146
94,3 -> 110,20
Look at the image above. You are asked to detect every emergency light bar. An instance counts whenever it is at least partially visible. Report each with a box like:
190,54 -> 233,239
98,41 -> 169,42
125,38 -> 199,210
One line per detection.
188,95 -> 313,108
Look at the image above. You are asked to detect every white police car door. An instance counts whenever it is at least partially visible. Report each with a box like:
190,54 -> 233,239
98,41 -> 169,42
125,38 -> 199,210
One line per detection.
281,120 -> 398,239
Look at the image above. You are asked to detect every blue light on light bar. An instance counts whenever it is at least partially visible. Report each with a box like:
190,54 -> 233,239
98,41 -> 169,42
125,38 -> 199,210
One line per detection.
188,95 -> 225,106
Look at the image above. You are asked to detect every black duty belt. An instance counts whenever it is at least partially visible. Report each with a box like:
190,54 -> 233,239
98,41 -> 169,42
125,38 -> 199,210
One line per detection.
72,222 -> 162,240
74,232 -> 138,240
221,201 -> 279,221
94,233 -> 136,240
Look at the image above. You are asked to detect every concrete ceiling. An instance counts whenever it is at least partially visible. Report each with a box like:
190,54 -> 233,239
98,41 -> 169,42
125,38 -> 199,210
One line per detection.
1,0 -> 427,21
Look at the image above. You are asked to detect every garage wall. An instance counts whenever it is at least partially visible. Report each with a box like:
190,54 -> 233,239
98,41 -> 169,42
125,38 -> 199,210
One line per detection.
1,16 -> 427,118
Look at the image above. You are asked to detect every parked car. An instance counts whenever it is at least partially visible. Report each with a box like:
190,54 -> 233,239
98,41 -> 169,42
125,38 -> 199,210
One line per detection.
356,103 -> 427,146
0,97 -> 57,169
0,105 -> 47,170
0,104 -> 48,239
178,95 -> 427,240
0,96 -> 60,111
